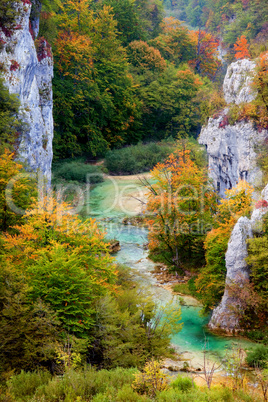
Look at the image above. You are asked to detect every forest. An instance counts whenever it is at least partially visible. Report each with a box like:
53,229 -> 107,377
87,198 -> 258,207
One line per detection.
0,0 -> 268,400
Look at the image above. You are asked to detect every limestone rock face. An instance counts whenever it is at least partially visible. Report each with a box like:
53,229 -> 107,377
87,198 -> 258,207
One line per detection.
0,0 -> 53,181
208,217 -> 253,333
209,184 -> 268,332
199,117 -> 265,197
199,59 -> 267,197
223,59 -> 256,105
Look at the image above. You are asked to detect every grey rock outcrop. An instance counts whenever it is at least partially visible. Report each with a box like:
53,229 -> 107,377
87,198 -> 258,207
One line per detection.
0,0 -> 53,181
223,59 -> 256,105
209,184 -> 268,333
208,216 -> 253,333
199,59 -> 267,197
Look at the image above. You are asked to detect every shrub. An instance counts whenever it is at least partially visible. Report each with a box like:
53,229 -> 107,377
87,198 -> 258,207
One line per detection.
171,375 -> 195,392
132,361 -> 169,397
53,161 -> 104,183
172,283 -> 192,296
246,345 -> 268,368
104,141 -> 175,175
7,370 -> 51,401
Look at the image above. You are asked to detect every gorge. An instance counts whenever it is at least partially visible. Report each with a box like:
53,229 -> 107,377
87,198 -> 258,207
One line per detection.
0,0 -> 267,390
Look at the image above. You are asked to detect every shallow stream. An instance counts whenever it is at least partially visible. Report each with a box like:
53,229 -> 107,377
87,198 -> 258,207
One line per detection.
88,176 -> 253,363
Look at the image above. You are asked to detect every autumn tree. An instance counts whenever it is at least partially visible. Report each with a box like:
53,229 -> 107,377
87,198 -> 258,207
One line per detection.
0,150 -> 36,232
254,52 -> 268,113
146,145 -> 216,272
149,17 -> 196,66
234,35 -> 250,59
127,40 -> 166,73
189,29 -> 221,80
1,196 -> 118,337
52,2 -> 141,158
195,180 -> 253,313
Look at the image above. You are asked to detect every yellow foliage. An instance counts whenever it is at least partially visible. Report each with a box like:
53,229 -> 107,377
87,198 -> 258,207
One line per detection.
132,360 -> 169,396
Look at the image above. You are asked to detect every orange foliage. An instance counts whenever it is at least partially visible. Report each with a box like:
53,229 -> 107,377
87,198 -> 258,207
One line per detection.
128,40 -> 166,72
146,146 -> 216,270
2,196 -> 118,293
54,31 -> 93,80
189,30 -> 221,79
150,17 -> 195,65
234,35 -> 250,60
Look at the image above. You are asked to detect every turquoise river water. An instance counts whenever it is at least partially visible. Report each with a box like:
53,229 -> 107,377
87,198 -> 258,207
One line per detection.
87,176 -> 254,361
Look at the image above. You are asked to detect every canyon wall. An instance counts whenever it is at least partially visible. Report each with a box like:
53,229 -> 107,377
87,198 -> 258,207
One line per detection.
199,58 -> 268,333
0,0 -> 53,181
199,59 -> 267,197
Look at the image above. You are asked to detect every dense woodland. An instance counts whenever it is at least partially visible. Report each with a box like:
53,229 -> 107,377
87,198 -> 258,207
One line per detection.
0,0 -> 268,400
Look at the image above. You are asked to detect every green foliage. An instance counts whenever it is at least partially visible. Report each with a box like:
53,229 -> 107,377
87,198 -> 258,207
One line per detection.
90,268 -> 182,368
0,77 -> 24,154
246,345 -> 268,368
127,40 -> 167,73
0,150 -> 37,232
149,18 -> 196,67
0,364 -> 261,401
246,212 -> 268,328
52,2 -> 142,159
99,0 -> 164,46
137,65 -> 203,140
147,143 -> 216,272
196,181 -> 254,314
0,0 -> 20,36
53,160 -> 104,183
195,80 -> 226,125
7,370 -> 52,402
244,329 -> 268,344
7,366 -> 139,402
104,141 -> 175,175
171,375 -> 195,392
0,285 -> 60,372
27,244 -> 97,335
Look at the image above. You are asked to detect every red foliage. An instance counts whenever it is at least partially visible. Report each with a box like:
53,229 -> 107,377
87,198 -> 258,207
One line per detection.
188,30 -> 221,79
10,60 -> 20,71
21,0 -> 31,5
219,115 -> 229,128
29,21 -> 34,40
35,37 -> 52,62
255,199 -> 268,209
40,11 -> 52,20
14,24 -> 22,30
1,26 -> 13,38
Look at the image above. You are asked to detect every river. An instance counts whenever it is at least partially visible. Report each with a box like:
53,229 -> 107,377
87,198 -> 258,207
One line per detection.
85,175 -> 253,364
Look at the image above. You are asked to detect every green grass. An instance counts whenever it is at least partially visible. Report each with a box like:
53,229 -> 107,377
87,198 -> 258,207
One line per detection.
52,160 -> 104,184
104,141 -> 176,175
4,368 -> 260,402
172,282 -> 193,296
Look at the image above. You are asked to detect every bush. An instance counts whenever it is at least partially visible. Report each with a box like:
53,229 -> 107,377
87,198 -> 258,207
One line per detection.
53,161 -> 104,183
7,370 -> 51,401
246,345 -> 268,368
104,141 -> 175,175
13,367 -> 138,401
172,283 -> 193,296
171,375 -> 195,392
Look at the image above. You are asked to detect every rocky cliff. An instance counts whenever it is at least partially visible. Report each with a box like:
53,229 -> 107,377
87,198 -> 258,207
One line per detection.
199,59 -> 267,197
0,0 -> 53,181
200,58 -> 268,333
208,185 -> 268,333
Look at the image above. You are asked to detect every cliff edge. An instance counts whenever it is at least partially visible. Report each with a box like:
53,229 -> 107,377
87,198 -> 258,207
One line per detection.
199,59 -> 267,197
0,0 -> 53,181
